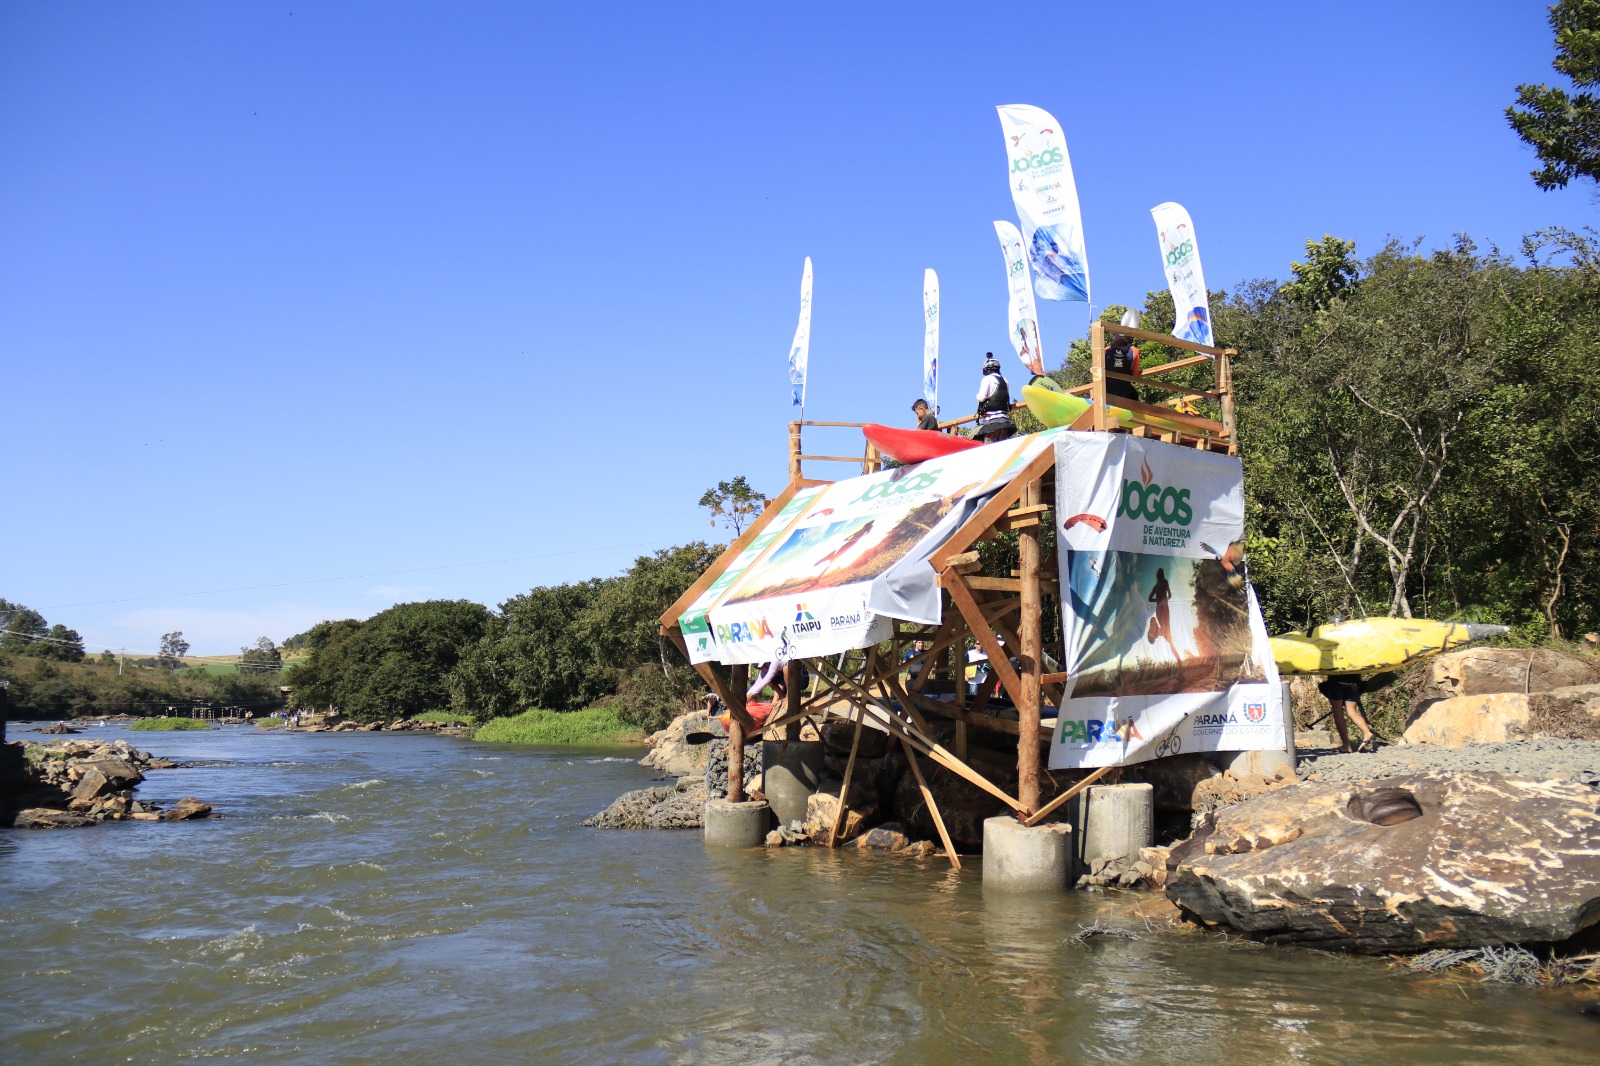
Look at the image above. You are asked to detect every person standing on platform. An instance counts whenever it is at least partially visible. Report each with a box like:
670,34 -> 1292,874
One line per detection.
912,399 -> 939,432
974,354 -> 1015,442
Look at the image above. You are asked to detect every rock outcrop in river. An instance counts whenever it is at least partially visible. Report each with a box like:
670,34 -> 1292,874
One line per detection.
1,738 -> 211,828
1165,771 -> 1600,953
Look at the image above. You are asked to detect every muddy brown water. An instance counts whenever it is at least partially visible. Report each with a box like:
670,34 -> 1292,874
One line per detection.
2,723 -> 1596,1064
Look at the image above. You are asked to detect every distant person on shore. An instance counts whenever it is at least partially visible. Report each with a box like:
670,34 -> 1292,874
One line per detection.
974,354 -> 1015,442
912,399 -> 939,432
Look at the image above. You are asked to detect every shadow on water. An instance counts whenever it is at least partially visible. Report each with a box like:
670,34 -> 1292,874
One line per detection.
3,725 -> 1598,1064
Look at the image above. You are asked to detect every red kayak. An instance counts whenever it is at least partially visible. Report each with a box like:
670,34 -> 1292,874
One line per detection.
862,423 -> 982,465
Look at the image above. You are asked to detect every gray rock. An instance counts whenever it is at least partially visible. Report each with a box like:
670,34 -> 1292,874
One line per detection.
1166,771 -> 1600,952
10,807 -> 95,829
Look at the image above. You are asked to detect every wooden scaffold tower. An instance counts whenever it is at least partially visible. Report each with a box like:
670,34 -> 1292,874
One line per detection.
660,324 -> 1238,867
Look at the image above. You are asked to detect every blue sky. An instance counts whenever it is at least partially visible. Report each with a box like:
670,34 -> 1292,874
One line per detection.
2,1 -> 1591,655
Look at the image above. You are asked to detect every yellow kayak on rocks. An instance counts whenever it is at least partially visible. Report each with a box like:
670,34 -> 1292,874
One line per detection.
1270,618 -> 1509,676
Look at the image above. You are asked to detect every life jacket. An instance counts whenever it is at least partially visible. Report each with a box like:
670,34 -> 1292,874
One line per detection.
978,373 -> 1011,416
1106,341 -> 1138,377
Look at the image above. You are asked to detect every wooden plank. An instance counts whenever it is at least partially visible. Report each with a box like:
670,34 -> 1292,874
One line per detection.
928,446 -> 1058,573
1110,396 -> 1226,434
1068,405 -> 1097,431
899,736 -> 961,870
795,420 -> 871,428
828,706 -> 866,846
962,576 -> 1021,593
1139,352 -> 1216,378
1017,476 -> 1043,812
798,454 -> 878,463
1104,323 -> 1233,358
944,550 -> 983,574
1023,764 -> 1114,826
658,480 -> 805,631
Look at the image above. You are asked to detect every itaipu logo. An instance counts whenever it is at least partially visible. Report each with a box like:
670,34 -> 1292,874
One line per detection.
714,618 -> 773,644
1010,147 -> 1063,173
1118,455 -> 1194,526
851,470 -> 938,504
1059,716 -> 1144,744
792,603 -> 823,636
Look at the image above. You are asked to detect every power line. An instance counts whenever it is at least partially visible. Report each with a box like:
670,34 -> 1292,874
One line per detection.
37,539 -> 677,611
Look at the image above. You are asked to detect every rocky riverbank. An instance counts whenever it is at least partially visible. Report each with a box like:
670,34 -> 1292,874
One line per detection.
1,738 -> 213,828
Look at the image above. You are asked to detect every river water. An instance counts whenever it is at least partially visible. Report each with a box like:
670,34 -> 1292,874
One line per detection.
3,724 -> 1596,1064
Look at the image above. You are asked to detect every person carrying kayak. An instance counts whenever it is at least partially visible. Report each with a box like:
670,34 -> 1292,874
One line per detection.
974,354 -> 1016,442
912,399 -> 939,432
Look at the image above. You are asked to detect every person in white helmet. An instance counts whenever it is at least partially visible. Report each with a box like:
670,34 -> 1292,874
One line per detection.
973,353 -> 1015,442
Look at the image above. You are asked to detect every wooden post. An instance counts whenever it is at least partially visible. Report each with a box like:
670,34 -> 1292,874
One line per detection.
728,664 -> 748,803
1217,350 -> 1238,453
788,421 -> 803,484
1017,477 -> 1043,814
783,659 -> 804,740
1090,319 -> 1109,433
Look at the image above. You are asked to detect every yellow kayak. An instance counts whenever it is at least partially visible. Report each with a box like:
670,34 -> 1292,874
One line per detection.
1270,618 -> 1508,676
1021,383 -> 1190,435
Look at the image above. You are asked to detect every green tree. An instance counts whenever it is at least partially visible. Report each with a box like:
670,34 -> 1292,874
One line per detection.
158,631 -> 189,669
699,477 -> 766,536
238,636 -> 283,672
33,625 -> 85,663
0,600 -> 48,653
1507,0 -> 1600,189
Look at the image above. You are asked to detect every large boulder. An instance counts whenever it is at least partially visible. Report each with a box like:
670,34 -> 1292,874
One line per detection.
805,774 -> 880,845
893,747 -> 1016,850
640,713 -> 709,778
1165,772 -> 1600,953
1401,684 -> 1600,747
1430,647 -> 1600,698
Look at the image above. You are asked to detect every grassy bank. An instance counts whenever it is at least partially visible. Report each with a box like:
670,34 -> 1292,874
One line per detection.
473,705 -> 646,745
128,717 -> 210,731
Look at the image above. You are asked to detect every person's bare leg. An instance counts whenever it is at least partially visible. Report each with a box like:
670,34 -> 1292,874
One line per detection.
1343,700 -> 1375,746
1332,704 -> 1353,753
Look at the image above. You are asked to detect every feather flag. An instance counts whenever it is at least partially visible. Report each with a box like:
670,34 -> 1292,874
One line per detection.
997,104 -> 1089,303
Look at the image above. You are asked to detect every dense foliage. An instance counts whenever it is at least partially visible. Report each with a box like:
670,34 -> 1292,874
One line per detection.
1050,230 -> 1600,638
1507,0 -> 1600,189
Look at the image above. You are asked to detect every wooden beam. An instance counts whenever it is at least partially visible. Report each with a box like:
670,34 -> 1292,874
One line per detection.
941,572 -> 1024,707
1138,352 -> 1216,378
1103,322 -> 1232,359
928,446 -> 1058,573
1017,476 -> 1043,812
963,576 -> 1021,593
899,736 -> 961,870
828,706 -> 866,846
1023,764 -> 1114,826
1109,395 -> 1226,434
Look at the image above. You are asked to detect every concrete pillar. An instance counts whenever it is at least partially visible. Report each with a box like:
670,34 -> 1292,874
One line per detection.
704,798 -> 770,847
761,740 -> 824,828
1074,783 -> 1154,870
982,816 -> 1073,893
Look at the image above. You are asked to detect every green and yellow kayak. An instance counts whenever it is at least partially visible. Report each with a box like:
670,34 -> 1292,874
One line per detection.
1270,618 -> 1509,676
1020,383 -> 1189,435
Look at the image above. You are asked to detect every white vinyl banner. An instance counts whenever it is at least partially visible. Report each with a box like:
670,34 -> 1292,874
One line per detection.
993,221 -> 1044,377
1049,434 -> 1284,768
681,431 -> 1066,666
789,257 -> 813,407
1151,202 -> 1214,349
923,268 -> 939,413
997,104 -> 1089,304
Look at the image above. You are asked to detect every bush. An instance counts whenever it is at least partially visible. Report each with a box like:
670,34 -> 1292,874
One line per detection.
610,663 -> 701,734
472,705 -> 646,745
128,717 -> 209,731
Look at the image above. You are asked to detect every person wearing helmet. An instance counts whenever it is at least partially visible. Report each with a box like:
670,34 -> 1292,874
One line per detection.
912,398 -> 939,432
974,353 -> 1015,442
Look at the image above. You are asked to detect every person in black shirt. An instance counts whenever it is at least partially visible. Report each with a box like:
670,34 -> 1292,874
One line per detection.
912,399 -> 939,432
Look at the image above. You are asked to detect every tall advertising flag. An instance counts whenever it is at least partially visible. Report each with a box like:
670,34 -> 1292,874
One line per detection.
1151,203 -> 1214,348
997,104 -> 1089,304
922,269 -> 939,413
993,220 -> 1044,377
789,257 -> 813,407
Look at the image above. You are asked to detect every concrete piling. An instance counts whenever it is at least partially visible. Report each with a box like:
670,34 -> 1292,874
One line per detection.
1074,783 -> 1154,872
703,798 -> 771,848
760,740 -> 824,828
981,816 -> 1074,892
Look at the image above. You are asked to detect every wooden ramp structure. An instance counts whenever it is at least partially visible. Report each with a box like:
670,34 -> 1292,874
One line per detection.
660,325 -> 1238,867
